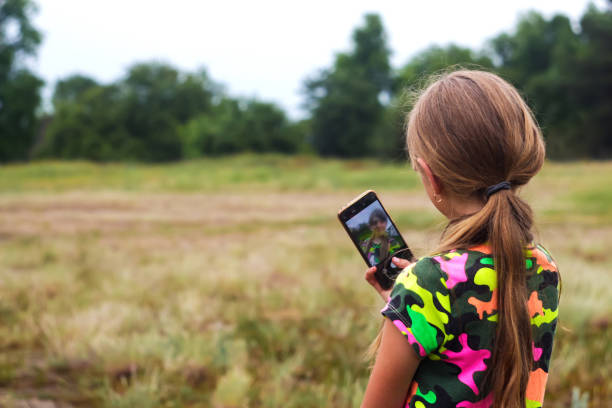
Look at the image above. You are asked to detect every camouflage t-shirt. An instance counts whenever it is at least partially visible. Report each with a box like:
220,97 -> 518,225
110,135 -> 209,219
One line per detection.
381,243 -> 559,408
361,238 -> 402,265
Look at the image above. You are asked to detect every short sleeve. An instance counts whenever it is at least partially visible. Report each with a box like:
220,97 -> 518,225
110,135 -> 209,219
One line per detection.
381,257 -> 452,358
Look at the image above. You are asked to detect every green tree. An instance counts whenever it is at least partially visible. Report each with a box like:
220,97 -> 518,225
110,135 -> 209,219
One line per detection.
489,12 -> 572,89
37,84 -> 133,161
240,100 -> 298,153
180,98 -> 302,157
53,74 -> 98,105
0,0 -> 44,162
570,4 -> 612,158
304,13 -> 392,157
397,44 -> 493,90
121,62 -> 214,161
180,98 -> 243,157
40,62 -> 218,162
489,6 -> 612,159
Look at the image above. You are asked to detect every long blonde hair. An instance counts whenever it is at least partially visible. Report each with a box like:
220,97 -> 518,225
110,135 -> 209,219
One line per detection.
365,209 -> 390,257
371,70 -> 545,408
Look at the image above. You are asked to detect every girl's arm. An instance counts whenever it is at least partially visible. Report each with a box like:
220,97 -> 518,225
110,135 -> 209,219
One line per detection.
361,318 -> 421,408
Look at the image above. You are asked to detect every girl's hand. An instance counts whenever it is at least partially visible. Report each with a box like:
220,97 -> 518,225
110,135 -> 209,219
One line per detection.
364,257 -> 413,302
364,266 -> 390,301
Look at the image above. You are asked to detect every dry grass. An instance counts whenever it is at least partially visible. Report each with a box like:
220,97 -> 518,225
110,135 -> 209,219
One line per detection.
0,156 -> 610,407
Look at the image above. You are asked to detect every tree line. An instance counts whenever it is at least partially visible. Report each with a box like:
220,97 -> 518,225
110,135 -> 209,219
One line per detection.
1,0 -> 611,162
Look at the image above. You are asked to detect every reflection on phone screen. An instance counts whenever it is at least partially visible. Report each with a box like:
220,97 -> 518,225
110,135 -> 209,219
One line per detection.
344,200 -> 407,267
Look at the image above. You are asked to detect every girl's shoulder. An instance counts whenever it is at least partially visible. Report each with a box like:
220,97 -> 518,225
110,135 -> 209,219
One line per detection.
527,243 -> 559,273
409,245 -> 493,279
425,243 -> 558,270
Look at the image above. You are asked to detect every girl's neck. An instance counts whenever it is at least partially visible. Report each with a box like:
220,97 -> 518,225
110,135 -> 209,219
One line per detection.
443,194 -> 485,220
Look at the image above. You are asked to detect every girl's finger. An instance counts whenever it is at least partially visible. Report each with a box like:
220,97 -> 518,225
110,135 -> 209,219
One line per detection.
364,266 -> 377,283
365,267 -> 382,288
392,257 -> 412,269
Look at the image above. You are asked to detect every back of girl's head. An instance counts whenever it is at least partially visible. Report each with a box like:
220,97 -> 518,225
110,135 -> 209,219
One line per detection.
406,70 -> 545,199
406,70 -> 545,408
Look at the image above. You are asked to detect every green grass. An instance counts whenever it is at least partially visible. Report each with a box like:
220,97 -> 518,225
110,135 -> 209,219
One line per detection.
0,155 -> 610,407
0,154 -> 420,193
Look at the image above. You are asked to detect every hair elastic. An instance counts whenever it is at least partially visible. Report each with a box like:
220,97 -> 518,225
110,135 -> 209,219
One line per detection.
485,181 -> 511,199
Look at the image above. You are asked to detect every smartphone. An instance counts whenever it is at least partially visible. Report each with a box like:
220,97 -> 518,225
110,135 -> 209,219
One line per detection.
338,190 -> 414,290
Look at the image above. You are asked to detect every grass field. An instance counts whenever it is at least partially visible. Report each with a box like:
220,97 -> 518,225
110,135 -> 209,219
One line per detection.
0,155 -> 610,407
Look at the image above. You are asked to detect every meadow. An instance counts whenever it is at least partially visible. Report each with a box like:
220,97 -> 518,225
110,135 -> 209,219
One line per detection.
0,155 -> 610,407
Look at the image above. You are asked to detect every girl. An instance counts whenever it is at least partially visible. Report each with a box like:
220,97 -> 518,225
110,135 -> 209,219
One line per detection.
362,209 -> 402,266
362,70 -> 560,408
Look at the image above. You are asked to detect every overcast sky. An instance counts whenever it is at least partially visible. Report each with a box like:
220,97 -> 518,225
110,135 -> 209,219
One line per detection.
33,0 -> 604,118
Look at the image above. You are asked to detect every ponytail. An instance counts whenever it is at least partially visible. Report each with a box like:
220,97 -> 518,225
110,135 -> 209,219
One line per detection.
487,191 -> 534,407
437,189 -> 535,408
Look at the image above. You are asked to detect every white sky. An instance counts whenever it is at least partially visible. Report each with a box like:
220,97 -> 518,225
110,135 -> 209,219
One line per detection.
33,0 -> 604,118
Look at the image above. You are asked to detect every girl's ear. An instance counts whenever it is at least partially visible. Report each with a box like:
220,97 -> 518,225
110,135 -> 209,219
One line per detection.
416,157 -> 443,195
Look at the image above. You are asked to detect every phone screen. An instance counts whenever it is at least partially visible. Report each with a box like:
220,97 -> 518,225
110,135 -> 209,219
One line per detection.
343,197 -> 408,267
